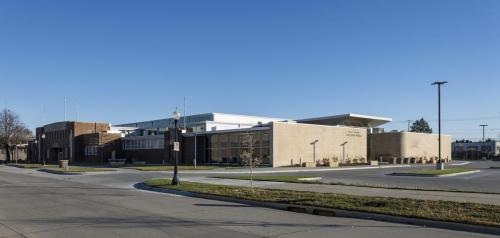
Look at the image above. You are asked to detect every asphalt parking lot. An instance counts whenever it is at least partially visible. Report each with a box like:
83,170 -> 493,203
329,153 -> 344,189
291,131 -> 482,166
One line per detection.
50,160 -> 500,194
253,160 -> 500,193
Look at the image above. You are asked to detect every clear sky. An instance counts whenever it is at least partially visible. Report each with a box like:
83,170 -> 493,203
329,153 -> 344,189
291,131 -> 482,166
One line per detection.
1,0 -> 499,140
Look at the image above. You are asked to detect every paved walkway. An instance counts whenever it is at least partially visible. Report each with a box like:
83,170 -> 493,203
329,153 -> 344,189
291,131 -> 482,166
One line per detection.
183,177 -> 500,206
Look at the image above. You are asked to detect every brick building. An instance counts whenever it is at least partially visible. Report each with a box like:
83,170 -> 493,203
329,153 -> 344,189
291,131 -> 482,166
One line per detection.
32,121 -> 120,163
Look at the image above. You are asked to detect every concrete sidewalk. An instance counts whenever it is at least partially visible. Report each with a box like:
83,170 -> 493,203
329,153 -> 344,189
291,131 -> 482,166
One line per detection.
183,177 -> 500,206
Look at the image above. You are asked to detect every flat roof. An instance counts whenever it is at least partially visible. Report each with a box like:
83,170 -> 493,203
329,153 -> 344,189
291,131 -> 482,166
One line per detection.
297,113 -> 392,128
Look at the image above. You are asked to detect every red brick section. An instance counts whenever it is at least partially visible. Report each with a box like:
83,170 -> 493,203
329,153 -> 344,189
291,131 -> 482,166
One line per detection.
81,132 -> 122,163
33,121 -> 112,163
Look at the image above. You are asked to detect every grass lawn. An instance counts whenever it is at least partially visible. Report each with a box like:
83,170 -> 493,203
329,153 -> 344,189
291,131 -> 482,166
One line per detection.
213,175 -> 320,183
144,179 -> 500,227
122,165 -> 222,171
395,168 -> 477,176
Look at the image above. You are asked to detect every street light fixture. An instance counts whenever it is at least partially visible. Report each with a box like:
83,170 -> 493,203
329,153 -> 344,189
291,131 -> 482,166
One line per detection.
340,141 -> 348,164
310,139 -> 319,164
171,107 -> 181,185
33,140 -> 38,163
431,81 -> 447,170
41,133 -> 46,166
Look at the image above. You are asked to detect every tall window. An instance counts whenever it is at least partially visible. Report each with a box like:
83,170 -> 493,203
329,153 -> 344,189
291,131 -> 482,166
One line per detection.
85,145 -> 98,156
207,130 -> 271,164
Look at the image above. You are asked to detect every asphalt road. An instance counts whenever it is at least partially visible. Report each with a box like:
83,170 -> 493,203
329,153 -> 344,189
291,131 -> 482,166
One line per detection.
255,160 -> 500,193
0,167 -> 497,238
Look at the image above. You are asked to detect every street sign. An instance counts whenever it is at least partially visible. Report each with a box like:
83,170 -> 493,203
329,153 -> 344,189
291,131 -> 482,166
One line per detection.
173,142 -> 180,151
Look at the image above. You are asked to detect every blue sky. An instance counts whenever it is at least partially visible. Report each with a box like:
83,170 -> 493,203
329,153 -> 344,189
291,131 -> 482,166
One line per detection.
1,0 -> 499,140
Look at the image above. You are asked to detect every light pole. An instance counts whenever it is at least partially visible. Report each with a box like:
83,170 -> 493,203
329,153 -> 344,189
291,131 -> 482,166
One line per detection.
41,133 -> 46,166
480,124 -> 488,142
340,141 -> 348,164
432,81 -> 447,170
33,139 -> 38,163
171,108 -> 181,185
310,140 -> 319,164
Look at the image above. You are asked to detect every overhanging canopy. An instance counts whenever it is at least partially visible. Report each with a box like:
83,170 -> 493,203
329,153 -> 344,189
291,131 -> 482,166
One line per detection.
297,113 -> 392,128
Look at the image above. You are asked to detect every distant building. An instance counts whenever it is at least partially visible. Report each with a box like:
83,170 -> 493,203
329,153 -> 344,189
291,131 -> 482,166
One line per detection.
0,144 -> 29,163
452,140 -> 500,160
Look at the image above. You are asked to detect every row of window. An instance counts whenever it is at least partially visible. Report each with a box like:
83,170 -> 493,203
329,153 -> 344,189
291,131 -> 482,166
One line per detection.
43,130 -> 69,141
207,131 -> 271,164
454,145 -> 500,153
122,136 -> 165,150
209,132 -> 270,149
121,115 -> 210,130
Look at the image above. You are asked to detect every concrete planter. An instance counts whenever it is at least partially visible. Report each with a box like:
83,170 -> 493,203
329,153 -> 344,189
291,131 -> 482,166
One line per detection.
369,160 -> 378,166
329,161 -> 339,167
301,162 -> 316,168
58,160 -> 69,170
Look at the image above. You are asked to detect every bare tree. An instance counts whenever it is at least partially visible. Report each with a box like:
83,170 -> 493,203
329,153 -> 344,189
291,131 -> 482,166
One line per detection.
240,133 -> 261,190
0,109 -> 32,163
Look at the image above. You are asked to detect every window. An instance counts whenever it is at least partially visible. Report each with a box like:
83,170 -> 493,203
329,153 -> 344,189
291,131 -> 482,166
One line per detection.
85,145 -> 98,156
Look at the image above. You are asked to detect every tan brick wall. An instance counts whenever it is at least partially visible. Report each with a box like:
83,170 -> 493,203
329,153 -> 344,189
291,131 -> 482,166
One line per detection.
271,122 -> 367,167
369,132 -> 451,161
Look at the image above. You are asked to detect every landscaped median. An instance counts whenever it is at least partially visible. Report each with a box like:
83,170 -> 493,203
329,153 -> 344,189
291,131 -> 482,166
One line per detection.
391,168 -> 480,177
212,175 -> 322,183
143,179 -> 500,228
7,163 -> 114,174
39,167 -> 114,174
7,163 -> 58,169
121,165 -> 225,171
211,175 -> 500,195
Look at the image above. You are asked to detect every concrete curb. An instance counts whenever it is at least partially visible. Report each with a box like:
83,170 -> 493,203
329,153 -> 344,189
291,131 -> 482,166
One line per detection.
134,183 -> 500,236
38,169 -> 84,175
437,170 -> 481,177
391,170 -> 481,177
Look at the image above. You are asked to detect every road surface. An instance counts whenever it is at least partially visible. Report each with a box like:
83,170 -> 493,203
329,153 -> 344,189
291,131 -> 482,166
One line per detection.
0,166 -> 496,238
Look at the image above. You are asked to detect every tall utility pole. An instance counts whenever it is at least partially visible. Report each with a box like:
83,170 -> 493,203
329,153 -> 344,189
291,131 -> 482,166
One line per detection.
183,96 -> 187,131
64,97 -> 67,121
75,98 -> 79,122
480,124 -> 488,142
432,81 -> 448,170
407,120 -> 412,132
